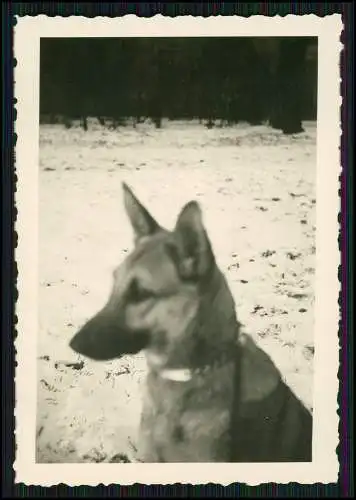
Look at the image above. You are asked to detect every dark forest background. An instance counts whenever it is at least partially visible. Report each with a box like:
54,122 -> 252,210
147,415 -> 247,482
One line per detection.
40,36 -> 317,135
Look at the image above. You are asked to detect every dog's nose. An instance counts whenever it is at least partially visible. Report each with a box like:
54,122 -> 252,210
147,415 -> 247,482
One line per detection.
69,330 -> 88,356
69,327 -> 106,360
69,332 -> 81,354
68,309 -> 114,360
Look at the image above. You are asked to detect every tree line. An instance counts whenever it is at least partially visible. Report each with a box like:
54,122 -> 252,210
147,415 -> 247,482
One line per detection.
40,37 -> 317,134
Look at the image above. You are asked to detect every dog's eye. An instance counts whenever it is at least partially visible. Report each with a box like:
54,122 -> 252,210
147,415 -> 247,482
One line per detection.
129,279 -> 153,303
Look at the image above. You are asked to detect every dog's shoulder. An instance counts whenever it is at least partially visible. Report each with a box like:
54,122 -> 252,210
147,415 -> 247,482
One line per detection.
238,332 -> 281,408
234,332 -> 313,462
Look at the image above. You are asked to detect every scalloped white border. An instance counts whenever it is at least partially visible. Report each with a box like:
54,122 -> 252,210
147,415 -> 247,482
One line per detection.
14,14 -> 342,486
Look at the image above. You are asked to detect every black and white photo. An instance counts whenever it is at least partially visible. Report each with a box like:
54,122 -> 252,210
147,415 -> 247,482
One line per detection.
14,15 -> 341,486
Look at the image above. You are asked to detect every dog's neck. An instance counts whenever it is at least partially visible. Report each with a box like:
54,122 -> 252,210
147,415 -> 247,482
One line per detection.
150,268 -> 240,383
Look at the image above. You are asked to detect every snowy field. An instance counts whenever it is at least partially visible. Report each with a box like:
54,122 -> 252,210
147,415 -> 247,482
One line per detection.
36,119 -> 316,463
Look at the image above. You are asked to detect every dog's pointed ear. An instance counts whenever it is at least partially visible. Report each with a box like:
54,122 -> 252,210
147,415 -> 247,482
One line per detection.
173,201 -> 214,279
122,183 -> 161,240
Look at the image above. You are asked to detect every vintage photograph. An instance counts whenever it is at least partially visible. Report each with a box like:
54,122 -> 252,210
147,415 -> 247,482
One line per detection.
14,15 -> 341,486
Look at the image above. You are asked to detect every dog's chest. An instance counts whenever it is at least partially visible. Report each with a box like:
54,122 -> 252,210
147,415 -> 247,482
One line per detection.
138,365 -> 236,462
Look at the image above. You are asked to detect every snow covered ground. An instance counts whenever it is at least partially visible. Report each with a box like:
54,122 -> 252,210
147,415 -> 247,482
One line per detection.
36,119 -> 316,463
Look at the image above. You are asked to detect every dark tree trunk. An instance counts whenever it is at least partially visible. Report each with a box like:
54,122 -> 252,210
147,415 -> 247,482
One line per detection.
152,114 -> 162,129
252,38 -> 309,134
63,116 -> 72,129
270,39 -> 308,135
81,116 -> 88,131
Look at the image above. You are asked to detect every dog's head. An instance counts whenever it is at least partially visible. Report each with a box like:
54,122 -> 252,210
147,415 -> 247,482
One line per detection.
70,183 -> 236,368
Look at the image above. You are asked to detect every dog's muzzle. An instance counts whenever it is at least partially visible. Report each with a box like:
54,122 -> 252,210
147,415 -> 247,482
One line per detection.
70,305 -> 149,361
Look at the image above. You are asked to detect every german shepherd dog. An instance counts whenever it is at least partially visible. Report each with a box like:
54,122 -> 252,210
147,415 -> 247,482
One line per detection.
70,183 -> 313,463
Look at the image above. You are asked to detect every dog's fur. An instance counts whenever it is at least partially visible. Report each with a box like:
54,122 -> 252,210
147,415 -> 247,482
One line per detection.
70,183 -> 313,462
